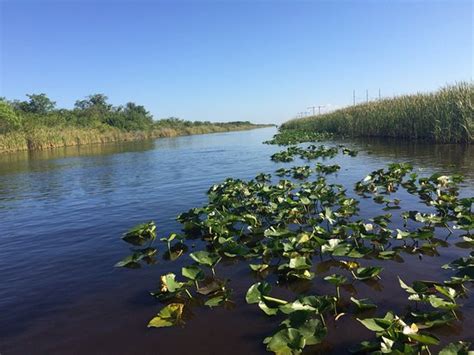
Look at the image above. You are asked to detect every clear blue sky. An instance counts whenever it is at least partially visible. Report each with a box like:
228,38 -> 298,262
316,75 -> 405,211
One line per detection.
0,0 -> 472,124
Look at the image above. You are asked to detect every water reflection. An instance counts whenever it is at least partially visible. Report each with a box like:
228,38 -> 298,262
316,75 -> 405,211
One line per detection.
0,140 -> 156,174
349,137 -> 474,181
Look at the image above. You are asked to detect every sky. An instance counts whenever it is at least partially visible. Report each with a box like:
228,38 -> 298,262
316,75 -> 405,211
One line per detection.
0,0 -> 472,124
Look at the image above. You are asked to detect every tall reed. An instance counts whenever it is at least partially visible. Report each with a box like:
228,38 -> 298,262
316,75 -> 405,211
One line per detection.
0,123 -> 268,153
282,82 -> 473,143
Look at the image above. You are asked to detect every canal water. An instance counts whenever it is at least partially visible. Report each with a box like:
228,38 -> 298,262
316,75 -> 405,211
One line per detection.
0,127 -> 472,354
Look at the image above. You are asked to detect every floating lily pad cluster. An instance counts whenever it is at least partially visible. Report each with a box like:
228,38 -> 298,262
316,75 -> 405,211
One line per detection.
270,145 -> 339,162
116,130 -> 473,354
264,130 -> 333,145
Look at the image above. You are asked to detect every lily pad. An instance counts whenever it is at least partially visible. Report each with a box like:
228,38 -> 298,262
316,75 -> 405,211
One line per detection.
189,251 -> 222,267
147,303 -> 184,328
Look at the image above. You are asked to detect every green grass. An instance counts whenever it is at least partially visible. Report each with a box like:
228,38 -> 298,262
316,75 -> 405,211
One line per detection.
281,82 -> 473,143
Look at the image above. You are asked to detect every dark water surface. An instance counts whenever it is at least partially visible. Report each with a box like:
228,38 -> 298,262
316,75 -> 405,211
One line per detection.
0,127 -> 473,354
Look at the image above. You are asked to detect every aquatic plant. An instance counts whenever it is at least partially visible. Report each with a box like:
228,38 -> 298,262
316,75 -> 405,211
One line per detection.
264,130 -> 333,145
116,137 -> 473,354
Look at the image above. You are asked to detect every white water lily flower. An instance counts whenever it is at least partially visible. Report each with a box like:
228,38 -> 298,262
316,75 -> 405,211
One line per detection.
394,315 -> 407,327
402,323 -> 419,335
437,175 -> 450,186
364,223 -> 374,232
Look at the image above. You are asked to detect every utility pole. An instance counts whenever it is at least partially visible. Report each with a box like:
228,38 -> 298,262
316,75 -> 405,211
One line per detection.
366,90 -> 369,103
378,88 -> 381,100
308,105 -> 325,116
353,90 -> 356,106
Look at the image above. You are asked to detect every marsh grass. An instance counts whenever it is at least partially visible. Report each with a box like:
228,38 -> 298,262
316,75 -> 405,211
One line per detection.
0,123 -> 267,153
282,82 -> 473,143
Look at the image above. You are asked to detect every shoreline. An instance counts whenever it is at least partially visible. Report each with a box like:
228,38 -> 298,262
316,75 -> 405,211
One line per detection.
0,124 -> 273,154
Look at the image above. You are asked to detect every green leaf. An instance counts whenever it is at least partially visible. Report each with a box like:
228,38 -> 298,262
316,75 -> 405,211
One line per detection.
160,233 -> 177,243
294,317 -> 326,346
279,300 -> 317,315
197,279 -> 223,295
377,250 -> 397,260
114,254 -> 141,269
147,303 -> 184,328
434,285 -> 457,301
189,251 -> 221,267
263,328 -> 305,355
249,263 -> 269,272
398,277 -> 416,294
353,266 -> 383,280
428,295 -> 457,310
264,227 -> 293,238
258,301 -> 279,316
181,265 -> 205,281
160,273 -> 185,293
289,256 -> 311,270
439,341 -> 472,355
410,311 -> 455,328
321,239 -> 351,255
350,297 -> 377,311
122,221 -> 156,246
246,282 -> 286,315
357,313 -> 393,332
204,296 -> 225,308
324,273 -> 347,286
246,282 -> 271,304
114,247 -> 157,268
406,332 -> 439,345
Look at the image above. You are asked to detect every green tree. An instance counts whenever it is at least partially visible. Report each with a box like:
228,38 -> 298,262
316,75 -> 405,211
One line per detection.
0,100 -> 22,133
15,93 -> 56,114
74,94 -> 112,111
106,102 -> 153,130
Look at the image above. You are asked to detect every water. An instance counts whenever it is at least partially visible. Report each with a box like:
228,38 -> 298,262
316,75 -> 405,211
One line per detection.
0,127 -> 472,354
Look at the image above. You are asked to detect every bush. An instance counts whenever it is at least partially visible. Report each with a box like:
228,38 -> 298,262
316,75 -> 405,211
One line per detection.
0,100 -> 22,133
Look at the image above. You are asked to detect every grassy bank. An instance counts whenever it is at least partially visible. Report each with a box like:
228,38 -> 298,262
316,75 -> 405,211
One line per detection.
282,82 -> 473,143
0,123 -> 269,153
0,93 -> 271,153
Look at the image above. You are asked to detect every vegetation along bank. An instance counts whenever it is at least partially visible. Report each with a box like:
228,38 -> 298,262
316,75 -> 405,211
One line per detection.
0,93 -> 271,153
282,82 -> 473,143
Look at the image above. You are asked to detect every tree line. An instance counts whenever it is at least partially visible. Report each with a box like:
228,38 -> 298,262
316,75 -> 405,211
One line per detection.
0,93 -> 254,134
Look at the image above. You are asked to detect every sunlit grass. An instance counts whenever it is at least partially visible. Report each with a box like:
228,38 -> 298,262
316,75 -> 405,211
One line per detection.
282,82 -> 473,143
0,123 -> 267,153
